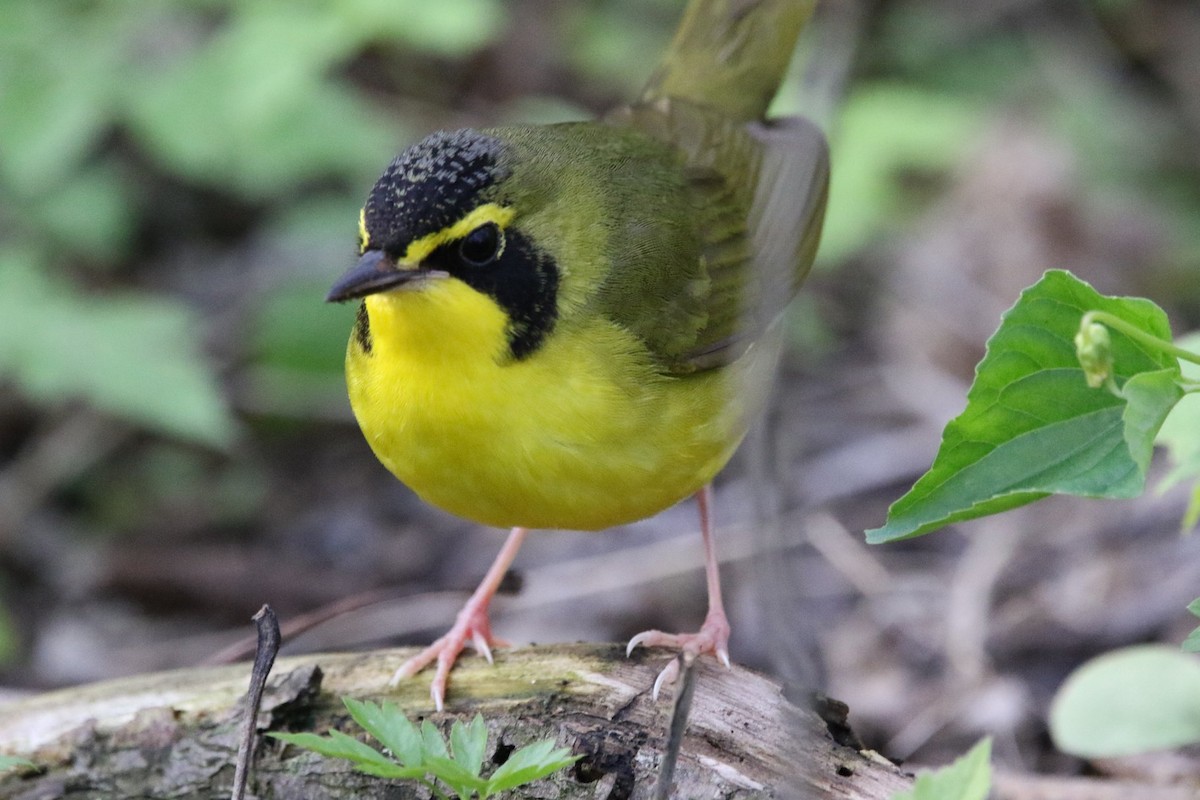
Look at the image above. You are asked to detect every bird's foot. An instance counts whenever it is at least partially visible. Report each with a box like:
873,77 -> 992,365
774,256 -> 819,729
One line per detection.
626,607 -> 732,699
390,600 -> 509,711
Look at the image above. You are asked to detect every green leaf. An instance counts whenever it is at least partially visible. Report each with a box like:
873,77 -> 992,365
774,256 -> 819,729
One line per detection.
449,715 -> 488,778
818,84 -> 985,263
19,160 -> 136,262
486,739 -> 579,798
272,730 -> 380,765
1121,369 -> 1187,472
0,254 -> 234,448
339,0 -> 505,57
1050,645 -> 1200,757
1183,483 -> 1200,533
890,738 -> 991,800
122,4 -> 398,199
351,760 -> 429,781
250,283 -> 354,375
567,2 -> 677,95
1183,598 -> 1200,654
1155,332 -> 1200,531
869,270 -> 1182,543
0,4 -> 131,193
271,730 -> 426,780
424,754 -> 488,800
0,754 -> 34,774
273,702 -> 576,797
422,720 -> 450,760
343,698 -> 424,768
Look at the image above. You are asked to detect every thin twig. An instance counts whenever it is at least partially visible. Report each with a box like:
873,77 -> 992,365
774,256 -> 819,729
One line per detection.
654,652 -> 698,800
231,605 -> 281,800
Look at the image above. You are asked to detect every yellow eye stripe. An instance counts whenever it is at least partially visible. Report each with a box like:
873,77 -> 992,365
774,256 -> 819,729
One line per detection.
357,208 -> 369,254
399,203 -> 515,267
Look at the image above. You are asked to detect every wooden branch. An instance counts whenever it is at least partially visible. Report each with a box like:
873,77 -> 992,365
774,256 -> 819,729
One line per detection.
0,643 -> 911,798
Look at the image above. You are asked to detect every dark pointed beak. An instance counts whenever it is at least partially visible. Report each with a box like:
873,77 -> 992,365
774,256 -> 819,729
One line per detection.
326,250 -> 441,303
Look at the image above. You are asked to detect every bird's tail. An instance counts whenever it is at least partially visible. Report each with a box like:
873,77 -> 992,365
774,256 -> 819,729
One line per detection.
639,0 -> 818,124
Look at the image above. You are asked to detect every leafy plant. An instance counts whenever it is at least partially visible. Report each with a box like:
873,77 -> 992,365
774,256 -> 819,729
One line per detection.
0,0 -> 512,443
1152,331 -> 1200,530
889,737 -> 991,800
867,269 -> 1200,766
1048,600 -> 1200,760
870,270 -> 1199,542
1049,645 -> 1200,758
0,252 -> 234,448
272,699 -> 578,799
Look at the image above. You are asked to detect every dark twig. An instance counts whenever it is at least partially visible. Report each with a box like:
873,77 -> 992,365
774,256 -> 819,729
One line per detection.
231,605 -> 281,800
654,652 -> 698,800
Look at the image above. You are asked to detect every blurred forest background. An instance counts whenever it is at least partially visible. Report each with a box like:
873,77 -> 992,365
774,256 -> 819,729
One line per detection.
2,0 -> 1200,779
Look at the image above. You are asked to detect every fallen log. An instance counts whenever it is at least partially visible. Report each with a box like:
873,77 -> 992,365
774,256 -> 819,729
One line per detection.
0,643 -> 911,799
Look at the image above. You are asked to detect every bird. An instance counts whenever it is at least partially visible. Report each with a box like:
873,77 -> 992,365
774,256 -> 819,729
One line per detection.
326,0 -> 829,711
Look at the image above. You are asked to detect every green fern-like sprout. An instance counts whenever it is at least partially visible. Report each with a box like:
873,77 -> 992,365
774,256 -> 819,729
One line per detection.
271,699 -> 578,799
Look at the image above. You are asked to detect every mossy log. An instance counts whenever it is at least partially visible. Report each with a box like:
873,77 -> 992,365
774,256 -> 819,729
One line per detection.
0,643 -> 911,799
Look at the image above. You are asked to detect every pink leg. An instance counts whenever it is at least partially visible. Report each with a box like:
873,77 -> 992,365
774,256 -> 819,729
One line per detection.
391,526 -> 528,710
626,485 -> 732,698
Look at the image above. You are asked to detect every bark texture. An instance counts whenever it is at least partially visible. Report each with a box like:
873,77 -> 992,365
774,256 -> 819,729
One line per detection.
0,643 -> 912,799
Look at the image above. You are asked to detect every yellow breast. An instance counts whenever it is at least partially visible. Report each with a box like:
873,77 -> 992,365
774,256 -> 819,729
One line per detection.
346,279 -> 744,531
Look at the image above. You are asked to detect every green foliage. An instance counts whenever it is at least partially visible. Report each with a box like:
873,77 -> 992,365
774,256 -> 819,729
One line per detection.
0,755 -> 34,774
565,0 -> 680,95
250,284 -> 353,376
124,5 -> 392,198
243,281 -> 358,418
0,570 -> 18,665
1155,333 -> 1200,531
890,738 -> 991,800
0,0 -> 505,206
0,253 -> 234,448
1182,598 -> 1200,654
1050,645 -> 1200,757
0,1 -> 516,442
869,271 -> 1188,543
817,84 -> 984,264
272,699 -> 578,799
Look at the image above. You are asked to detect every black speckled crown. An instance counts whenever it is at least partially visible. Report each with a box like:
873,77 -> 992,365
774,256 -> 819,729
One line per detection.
363,129 -> 511,254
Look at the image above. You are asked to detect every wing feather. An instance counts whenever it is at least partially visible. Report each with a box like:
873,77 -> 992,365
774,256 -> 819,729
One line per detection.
603,99 -> 829,374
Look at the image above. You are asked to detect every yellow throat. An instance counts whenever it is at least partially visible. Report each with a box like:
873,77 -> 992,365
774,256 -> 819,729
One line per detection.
346,279 -> 745,531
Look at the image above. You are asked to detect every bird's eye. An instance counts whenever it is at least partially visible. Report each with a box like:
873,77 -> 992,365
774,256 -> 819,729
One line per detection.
458,223 -> 503,266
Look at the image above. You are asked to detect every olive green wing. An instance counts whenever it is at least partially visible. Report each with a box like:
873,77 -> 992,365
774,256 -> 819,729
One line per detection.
604,99 -> 829,375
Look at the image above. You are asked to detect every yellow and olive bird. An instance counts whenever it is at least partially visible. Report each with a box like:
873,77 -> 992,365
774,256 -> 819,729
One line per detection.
327,0 -> 828,710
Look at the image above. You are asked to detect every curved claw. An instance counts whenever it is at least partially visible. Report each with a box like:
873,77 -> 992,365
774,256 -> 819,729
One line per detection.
430,663 -> 448,711
391,643 -> 441,686
387,609 -> 507,711
388,527 -> 527,711
628,485 -> 734,699
626,630 -> 662,657
472,630 -> 494,665
624,608 -> 732,698
652,658 -> 681,700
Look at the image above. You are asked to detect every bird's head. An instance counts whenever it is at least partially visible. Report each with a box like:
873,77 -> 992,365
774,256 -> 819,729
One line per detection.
328,128 -> 565,361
